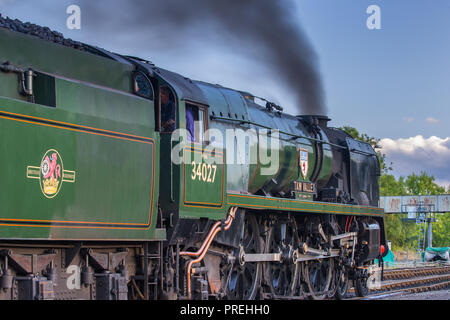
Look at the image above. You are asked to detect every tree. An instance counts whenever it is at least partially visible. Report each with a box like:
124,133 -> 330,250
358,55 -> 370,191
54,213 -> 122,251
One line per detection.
381,172 -> 449,249
405,172 -> 446,195
380,174 -> 406,196
403,172 -> 449,247
433,213 -> 450,247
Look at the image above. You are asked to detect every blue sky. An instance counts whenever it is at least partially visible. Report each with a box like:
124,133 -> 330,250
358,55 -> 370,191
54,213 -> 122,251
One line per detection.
295,1 -> 450,140
1,0 -> 449,187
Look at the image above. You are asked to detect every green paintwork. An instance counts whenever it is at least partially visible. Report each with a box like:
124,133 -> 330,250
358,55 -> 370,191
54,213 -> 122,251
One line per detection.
182,147 -> 225,207
192,83 -> 334,198
0,30 -> 164,241
0,26 -> 383,245
163,80 -> 380,222
161,97 -> 227,221
0,28 -> 132,93
226,193 -> 384,217
178,144 -> 227,220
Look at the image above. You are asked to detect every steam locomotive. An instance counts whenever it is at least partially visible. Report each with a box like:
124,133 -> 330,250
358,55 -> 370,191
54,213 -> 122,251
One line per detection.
0,18 -> 386,300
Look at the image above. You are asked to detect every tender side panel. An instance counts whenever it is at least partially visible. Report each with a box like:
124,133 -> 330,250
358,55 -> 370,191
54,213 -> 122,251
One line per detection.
0,28 -> 132,93
0,77 -> 162,240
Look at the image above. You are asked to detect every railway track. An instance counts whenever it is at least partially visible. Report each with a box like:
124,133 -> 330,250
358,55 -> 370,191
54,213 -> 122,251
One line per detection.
347,264 -> 450,300
382,265 -> 450,281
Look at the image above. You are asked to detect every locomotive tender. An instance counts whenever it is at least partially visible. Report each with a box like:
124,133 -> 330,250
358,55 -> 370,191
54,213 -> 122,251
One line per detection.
0,18 -> 386,300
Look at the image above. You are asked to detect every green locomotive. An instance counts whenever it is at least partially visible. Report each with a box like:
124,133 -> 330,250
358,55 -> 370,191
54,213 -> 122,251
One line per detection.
0,18 -> 386,300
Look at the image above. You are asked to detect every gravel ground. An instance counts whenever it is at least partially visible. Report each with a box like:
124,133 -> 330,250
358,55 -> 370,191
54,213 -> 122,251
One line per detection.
378,289 -> 449,300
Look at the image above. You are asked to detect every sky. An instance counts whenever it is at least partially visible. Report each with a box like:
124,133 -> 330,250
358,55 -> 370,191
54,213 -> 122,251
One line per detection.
1,0 -> 449,189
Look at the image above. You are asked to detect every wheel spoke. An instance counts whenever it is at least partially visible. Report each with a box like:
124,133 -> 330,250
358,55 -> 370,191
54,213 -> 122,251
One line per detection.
223,213 -> 261,300
304,257 -> 333,299
264,217 -> 298,297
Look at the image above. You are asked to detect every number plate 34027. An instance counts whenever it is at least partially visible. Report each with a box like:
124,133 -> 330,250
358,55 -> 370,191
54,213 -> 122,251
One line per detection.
191,162 -> 217,183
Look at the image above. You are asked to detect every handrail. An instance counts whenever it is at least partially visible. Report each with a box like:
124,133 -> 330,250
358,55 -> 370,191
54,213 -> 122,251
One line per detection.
210,115 -> 378,157
210,115 -> 346,150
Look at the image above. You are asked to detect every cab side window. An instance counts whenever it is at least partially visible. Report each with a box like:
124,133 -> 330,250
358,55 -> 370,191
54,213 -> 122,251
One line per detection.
185,103 -> 207,143
133,72 -> 153,100
160,87 -> 176,133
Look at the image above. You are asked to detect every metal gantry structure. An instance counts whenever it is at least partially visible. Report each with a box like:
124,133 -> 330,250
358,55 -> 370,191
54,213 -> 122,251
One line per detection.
401,202 -> 435,254
380,195 -> 450,254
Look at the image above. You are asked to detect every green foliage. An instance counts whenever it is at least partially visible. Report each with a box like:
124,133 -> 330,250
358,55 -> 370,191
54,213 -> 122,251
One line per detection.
378,171 -> 448,248
405,172 -> 446,195
380,171 -> 445,196
383,214 -> 417,250
433,213 -> 450,247
380,174 -> 406,196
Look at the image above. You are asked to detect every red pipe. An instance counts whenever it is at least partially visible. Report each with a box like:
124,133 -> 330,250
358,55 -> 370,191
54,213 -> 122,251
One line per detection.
179,220 -> 222,257
184,207 -> 237,299
180,213 -> 234,257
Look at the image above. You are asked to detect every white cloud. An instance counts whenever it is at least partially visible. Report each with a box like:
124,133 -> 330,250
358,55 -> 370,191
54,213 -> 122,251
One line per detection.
380,135 -> 450,157
379,135 -> 450,187
426,117 -> 440,124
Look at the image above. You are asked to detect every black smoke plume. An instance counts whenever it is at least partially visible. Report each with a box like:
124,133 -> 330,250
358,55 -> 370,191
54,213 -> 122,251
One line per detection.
80,0 -> 326,115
